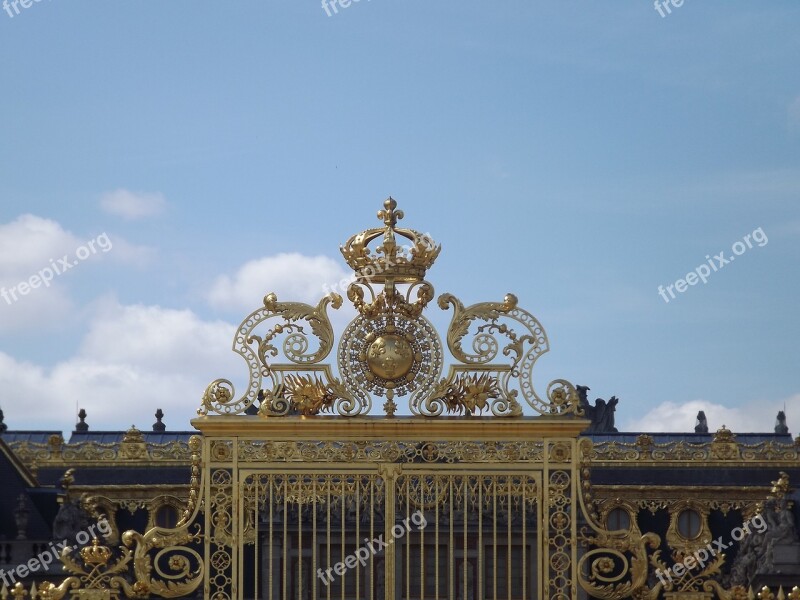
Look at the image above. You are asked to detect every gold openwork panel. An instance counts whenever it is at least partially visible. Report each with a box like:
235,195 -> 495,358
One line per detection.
205,463 -> 555,600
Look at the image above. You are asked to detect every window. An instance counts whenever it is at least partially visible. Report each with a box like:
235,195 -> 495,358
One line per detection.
155,505 -> 179,529
606,508 -> 631,532
677,509 -> 702,539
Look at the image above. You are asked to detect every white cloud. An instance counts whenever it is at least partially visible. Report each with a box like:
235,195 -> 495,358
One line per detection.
3,294 -> 796,435
0,215 -> 85,332
0,214 -> 85,276
99,189 -> 166,220
0,284 -> 75,333
0,251 -> 364,431
0,302 -> 242,432
79,302 -> 235,374
207,253 -> 353,312
0,214 -> 154,332
622,394 -> 800,435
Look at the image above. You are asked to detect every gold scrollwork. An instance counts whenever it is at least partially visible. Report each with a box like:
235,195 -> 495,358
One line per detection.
200,291 -> 348,416
347,280 -> 435,320
194,199 -> 587,420
32,519 -> 203,600
435,292 -> 581,417
576,438 -> 661,600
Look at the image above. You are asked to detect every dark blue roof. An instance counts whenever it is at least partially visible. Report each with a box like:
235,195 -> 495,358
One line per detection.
0,431 -> 62,444
36,466 -> 191,486
66,431 -> 195,444
138,431 -> 195,444
585,432 -> 794,444
591,466 -> 800,487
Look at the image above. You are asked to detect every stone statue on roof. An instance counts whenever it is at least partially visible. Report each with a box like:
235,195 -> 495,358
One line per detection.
577,386 -> 619,433
695,411 -> 709,433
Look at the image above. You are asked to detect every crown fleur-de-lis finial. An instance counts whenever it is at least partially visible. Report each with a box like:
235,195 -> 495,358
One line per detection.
377,197 -> 404,230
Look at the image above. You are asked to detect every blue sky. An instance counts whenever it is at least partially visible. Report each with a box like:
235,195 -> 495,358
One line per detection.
0,1 -> 798,433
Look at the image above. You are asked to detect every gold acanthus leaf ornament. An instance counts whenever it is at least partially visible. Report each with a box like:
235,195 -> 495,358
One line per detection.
449,373 -> 499,415
430,373 -> 517,416
282,374 -> 338,416
251,292 -> 343,371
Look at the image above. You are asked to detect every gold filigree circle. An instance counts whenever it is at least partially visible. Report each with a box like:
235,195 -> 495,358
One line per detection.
339,313 -> 443,398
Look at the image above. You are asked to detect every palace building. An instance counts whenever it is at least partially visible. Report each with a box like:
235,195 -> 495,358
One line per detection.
1,199 -> 798,600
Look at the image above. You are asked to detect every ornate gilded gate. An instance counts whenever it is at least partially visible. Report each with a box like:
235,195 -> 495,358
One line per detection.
194,420 -> 585,600
190,198 -> 590,600
23,198 -> 695,600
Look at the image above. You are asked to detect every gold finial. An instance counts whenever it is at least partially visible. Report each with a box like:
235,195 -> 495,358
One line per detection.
377,197 -> 404,229
383,390 -> 397,416
713,424 -> 735,442
122,425 -> 144,444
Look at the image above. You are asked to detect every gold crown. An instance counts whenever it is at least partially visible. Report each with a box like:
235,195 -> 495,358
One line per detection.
340,198 -> 441,283
80,538 -> 112,565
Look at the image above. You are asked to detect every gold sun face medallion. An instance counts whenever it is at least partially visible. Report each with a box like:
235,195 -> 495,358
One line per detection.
366,334 -> 414,380
339,313 -> 442,399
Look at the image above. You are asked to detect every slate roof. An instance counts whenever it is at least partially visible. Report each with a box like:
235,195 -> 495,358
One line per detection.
66,431 -> 195,444
0,431 -> 62,444
586,432 -> 794,444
